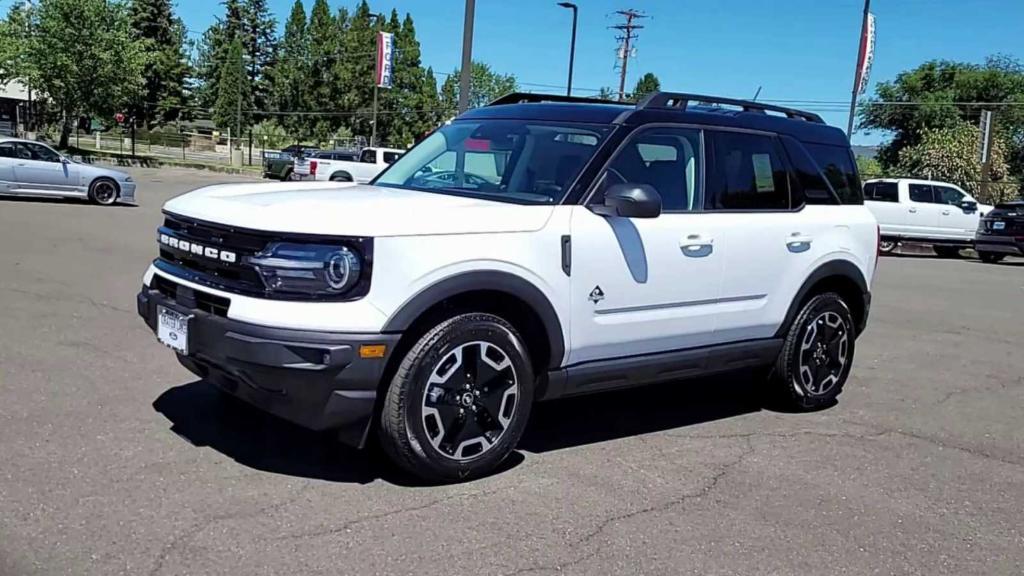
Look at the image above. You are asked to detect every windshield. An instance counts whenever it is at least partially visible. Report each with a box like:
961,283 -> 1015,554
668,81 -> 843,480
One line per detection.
373,120 -> 612,205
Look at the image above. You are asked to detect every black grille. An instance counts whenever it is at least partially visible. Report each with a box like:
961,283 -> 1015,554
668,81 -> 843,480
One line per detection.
152,274 -> 231,317
157,214 -> 269,295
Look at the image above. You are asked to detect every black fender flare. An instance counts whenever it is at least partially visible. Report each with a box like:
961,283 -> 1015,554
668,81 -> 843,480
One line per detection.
329,170 -> 353,182
381,271 -> 566,370
775,259 -> 869,338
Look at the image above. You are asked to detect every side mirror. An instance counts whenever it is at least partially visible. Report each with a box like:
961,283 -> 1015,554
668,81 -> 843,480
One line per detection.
961,200 -> 977,212
590,183 -> 662,219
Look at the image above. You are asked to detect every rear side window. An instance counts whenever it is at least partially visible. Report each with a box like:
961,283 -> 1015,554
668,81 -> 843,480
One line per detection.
706,131 -> 790,211
0,142 -> 16,158
909,184 -> 934,203
864,181 -> 898,202
804,143 -> 863,205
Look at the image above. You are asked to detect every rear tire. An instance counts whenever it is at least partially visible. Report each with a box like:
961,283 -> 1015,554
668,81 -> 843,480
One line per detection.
329,172 -> 352,182
378,313 -> 534,483
978,251 -> 1005,264
933,245 -> 963,258
769,293 -> 855,411
88,178 -> 119,206
281,168 -> 293,181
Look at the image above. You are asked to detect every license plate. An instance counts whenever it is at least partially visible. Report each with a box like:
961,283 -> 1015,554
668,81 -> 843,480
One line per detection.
993,221 -> 1006,230
157,306 -> 191,354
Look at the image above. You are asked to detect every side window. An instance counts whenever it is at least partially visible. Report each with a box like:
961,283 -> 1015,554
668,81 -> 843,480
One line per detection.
383,151 -> 400,164
804,143 -> 863,204
0,142 -> 16,158
24,142 -> 61,162
864,181 -> 898,202
595,127 -> 703,212
934,186 -> 964,205
706,131 -> 790,211
908,184 -> 934,203
360,149 -> 376,164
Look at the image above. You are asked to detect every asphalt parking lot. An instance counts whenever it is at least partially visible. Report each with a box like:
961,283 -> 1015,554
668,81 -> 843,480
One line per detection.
1,167 -> 1022,575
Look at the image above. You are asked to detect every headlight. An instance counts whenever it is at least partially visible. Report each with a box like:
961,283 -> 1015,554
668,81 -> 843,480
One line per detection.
247,243 -> 362,297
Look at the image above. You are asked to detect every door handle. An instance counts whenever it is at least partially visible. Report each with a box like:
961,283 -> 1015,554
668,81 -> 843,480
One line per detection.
16,163 -> 27,167
941,209 -> 951,215
908,207 -> 918,213
680,234 -> 713,258
787,232 -> 813,253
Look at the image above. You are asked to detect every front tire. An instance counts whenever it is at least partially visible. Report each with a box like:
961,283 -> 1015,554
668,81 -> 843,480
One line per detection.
88,178 -> 119,206
978,251 -> 1005,264
770,293 -> 855,411
379,313 -> 534,483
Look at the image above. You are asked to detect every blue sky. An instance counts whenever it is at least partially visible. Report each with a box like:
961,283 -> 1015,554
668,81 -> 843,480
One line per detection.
177,0 -> 1024,145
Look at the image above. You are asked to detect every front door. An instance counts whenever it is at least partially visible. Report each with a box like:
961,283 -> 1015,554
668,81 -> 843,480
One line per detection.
11,141 -> 79,193
569,126 -> 725,365
933,184 -> 978,241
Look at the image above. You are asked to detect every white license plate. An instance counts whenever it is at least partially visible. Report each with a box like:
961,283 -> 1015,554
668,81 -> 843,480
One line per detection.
993,221 -> 1006,230
157,306 -> 191,354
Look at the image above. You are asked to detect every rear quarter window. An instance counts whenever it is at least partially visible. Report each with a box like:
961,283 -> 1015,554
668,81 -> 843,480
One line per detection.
804,143 -> 863,205
864,181 -> 898,202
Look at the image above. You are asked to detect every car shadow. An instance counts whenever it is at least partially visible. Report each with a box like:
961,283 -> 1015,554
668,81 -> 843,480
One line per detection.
520,371 -> 764,452
0,196 -> 136,208
153,372 -> 770,485
152,380 -> 524,487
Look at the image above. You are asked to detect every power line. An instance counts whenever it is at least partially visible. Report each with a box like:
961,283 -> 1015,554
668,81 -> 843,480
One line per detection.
610,9 -> 646,102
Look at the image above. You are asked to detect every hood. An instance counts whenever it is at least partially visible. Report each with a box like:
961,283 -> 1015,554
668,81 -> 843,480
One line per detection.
163,182 -> 555,237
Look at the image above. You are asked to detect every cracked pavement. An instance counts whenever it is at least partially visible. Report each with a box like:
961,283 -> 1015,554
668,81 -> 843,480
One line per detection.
1,168 -> 1023,575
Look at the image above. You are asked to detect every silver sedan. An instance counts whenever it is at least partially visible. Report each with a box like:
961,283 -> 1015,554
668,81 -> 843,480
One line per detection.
0,138 -> 137,205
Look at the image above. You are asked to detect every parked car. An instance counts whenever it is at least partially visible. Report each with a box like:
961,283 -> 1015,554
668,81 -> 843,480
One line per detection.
975,200 -> 1024,263
0,137 -> 136,205
864,178 -> 992,256
138,91 -> 877,482
262,146 -> 318,180
292,146 -> 403,182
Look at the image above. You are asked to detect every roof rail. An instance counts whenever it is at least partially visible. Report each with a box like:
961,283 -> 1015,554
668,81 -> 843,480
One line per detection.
636,92 -> 825,124
488,92 -> 625,107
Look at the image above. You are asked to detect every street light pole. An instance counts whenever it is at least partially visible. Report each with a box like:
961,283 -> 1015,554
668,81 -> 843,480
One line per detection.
457,0 -> 475,114
557,2 -> 578,97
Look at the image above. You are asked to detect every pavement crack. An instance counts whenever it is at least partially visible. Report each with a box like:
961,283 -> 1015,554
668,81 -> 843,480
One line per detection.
935,374 -> 1022,406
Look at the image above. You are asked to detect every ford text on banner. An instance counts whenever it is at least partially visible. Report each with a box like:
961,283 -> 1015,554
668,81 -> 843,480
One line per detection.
376,32 -> 394,89
855,12 -> 876,95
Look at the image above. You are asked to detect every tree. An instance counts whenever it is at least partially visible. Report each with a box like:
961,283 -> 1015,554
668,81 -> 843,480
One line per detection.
267,0 -> 308,138
337,0 -> 377,141
632,72 -> 660,101
0,4 -> 30,83
194,0 -> 245,109
439,61 -> 517,115
855,155 -> 884,179
212,37 -> 252,138
241,0 -> 276,113
24,0 -> 146,147
895,122 -> 1017,204
594,87 -> 617,101
859,56 -> 1024,175
129,0 -> 190,128
305,0 -> 339,142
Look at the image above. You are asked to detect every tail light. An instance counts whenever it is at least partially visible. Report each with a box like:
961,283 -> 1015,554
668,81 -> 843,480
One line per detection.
309,160 -> 318,177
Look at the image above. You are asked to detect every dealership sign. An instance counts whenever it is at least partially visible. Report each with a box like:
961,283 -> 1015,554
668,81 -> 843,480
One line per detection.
376,32 -> 395,89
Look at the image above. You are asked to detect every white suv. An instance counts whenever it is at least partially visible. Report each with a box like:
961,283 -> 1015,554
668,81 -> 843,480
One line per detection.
138,92 -> 878,482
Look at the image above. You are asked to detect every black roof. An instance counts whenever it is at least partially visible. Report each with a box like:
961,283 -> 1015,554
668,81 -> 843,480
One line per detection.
459,92 -> 848,147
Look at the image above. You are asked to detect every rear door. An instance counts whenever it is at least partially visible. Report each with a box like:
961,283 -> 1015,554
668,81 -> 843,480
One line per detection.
0,141 -> 17,193
905,183 -> 942,238
702,130 -> 830,342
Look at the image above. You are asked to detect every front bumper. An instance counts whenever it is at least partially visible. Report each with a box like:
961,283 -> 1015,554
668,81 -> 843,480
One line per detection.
119,181 -> 137,204
137,285 -> 399,448
974,234 -> 1024,256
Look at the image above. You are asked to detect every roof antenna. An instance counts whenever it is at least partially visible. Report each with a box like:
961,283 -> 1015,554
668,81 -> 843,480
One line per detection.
752,86 -> 762,101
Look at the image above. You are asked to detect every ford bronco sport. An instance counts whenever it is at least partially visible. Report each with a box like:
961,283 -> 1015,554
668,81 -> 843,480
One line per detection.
138,92 -> 877,482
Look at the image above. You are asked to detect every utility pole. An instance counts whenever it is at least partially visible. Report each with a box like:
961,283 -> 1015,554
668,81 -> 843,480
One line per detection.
978,110 -> 994,200
236,46 -> 243,155
457,0 -> 476,114
611,9 -> 645,102
847,0 -> 872,137
557,2 -> 578,97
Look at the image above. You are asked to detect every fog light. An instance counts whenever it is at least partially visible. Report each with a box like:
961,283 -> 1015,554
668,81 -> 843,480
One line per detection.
359,344 -> 387,359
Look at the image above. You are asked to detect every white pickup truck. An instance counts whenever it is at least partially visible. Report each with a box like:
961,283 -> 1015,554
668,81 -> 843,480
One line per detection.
293,146 -> 404,183
864,178 -> 993,256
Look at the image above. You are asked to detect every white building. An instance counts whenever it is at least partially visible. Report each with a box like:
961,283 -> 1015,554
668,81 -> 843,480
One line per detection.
0,80 -> 31,136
